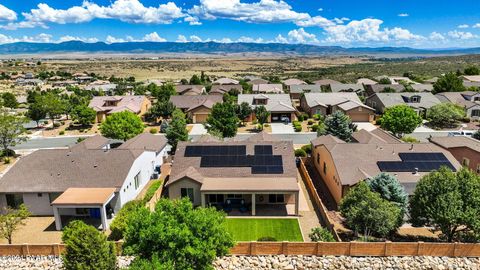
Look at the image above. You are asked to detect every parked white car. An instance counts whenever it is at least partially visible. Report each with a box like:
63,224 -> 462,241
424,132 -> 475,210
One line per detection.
447,130 -> 475,137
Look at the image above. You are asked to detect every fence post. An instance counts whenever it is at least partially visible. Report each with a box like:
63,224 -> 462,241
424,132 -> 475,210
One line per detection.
282,241 -> 289,255
250,241 -> 257,256
53,243 -> 60,256
417,241 -> 424,256
453,242 -> 459,257
348,242 -> 353,256
384,241 -> 392,256
22,243 -> 29,256
315,242 -> 320,256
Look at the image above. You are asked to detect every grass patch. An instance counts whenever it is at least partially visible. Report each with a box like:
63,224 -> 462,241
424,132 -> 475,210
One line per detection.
142,180 -> 162,203
225,218 -> 303,242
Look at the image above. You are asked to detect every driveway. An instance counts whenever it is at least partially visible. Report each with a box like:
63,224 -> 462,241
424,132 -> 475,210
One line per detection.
354,122 -> 377,131
188,124 -> 208,135
270,123 -> 295,134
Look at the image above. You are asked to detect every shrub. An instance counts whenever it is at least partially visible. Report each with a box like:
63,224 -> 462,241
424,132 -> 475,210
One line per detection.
473,130 -> 480,140
307,120 -> 314,125
462,117 -> 471,123
375,118 -> 382,125
143,180 -> 162,203
401,136 -> 419,143
294,125 -> 302,132
257,236 -> 277,242
294,148 -> 307,157
311,124 -> 319,132
59,130 -> 65,135
43,120 -> 48,125
309,227 -> 335,242
252,119 -> 258,124
149,128 -> 158,134
53,122 -> 61,128
301,144 -> 312,154
109,200 -> 144,241
297,115 -> 304,121
256,124 -> 263,130
62,220 -> 116,270
264,123 -> 270,127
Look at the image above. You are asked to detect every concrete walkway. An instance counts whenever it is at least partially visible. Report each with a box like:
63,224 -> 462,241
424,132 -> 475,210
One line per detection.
270,123 -> 295,134
297,171 -> 322,242
188,124 -> 208,135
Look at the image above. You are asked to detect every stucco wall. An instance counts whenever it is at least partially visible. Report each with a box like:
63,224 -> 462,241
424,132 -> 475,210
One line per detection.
447,147 -> 480,174
167,178 -> 202,206
23,193 -> 53,216
312,145 -> 343,204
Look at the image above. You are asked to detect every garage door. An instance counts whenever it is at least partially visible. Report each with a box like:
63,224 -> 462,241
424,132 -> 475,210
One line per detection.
195,114 -> 209,123
348,112 -> 370,122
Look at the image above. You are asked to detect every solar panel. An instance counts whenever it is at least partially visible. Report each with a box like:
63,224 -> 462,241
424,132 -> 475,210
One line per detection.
255,145 -> 273,155
378,161 -> 455,172
399,152 -> 449,162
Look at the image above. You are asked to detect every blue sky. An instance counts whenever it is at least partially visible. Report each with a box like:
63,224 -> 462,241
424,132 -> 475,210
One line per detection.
0,0 -> 479,48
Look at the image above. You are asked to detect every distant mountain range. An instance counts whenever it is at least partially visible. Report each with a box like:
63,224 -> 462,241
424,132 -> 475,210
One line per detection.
0,41 -> 479,56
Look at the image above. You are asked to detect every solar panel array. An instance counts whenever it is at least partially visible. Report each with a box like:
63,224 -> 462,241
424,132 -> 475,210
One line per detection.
377,152 -> 455,172
184,145 -> 283,174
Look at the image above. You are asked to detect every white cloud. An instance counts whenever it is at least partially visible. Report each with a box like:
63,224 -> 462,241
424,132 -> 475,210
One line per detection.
106,35 -> 126,43
142,32 -> 166,42
317,8 -> 323,12
287,28 -> 318,43
472,23 -> 480,28
58,35 -> 99,43
237,36 -> 264,43
0,33 -> 56,44
274,34 -> 288,43
189,0 -> 311,24
447,30 -> 477,40
458,24 -> 469,29
323,19 -> 424,43
429,32 -> 445,40
190,35 -> 203,42
176,35 -> 188,42
4,0 -> 185,29
0,4 -> 17,21
398,13 -> 409,17
184,15 -> 202,25
333,17 -> 350,24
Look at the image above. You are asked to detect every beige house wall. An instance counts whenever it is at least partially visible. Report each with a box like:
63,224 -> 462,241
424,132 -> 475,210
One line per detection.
167,178 -> 202,206
189,106 -> 212,123
344,107 -> 375,122
312,145 -> 344,204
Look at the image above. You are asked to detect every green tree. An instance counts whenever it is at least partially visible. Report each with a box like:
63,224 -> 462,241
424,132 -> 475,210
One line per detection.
366,173 -> 408,226
340,182 -> 401,240
189,74 -> 202,85
380,105 -> 422,138
36,93 -> 67,124
409,167 -> 480,242
433,72 -> 466,94
0,110 -> 28,156
165,109 -> 188,153
427,103 -> 466,128
309,227 -> 335,242
26,102 -> 47,127
123,198 -> 234,270
152,83 -> 176,102
147,101 -> 176,121
254,105 -> 270,126
473,130 -> 480,140
0,204 -> 30,244
71,105 -> 96,126
206,102 -> 239,138
1,93 -> 18,109
100,111 -> 144,141
464,66 -> 480,76
235,102 -> 252,124
128,255 -> 174,270
324,111 -> 354,142
109,200 -> 144,241
62,220 -> 117,270
378,77 -> 392,84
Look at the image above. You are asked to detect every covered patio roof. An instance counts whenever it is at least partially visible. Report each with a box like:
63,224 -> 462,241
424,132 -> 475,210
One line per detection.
52,187 -> 116,206
200,177 -> 299,192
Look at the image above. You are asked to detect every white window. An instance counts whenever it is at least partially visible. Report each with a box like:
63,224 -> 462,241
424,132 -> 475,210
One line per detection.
134,172 -> 141,190
463,158 -> 470,167
181,188 -> 194,201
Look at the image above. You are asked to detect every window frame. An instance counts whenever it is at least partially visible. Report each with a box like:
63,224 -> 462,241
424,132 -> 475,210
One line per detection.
181,188 -> 194,202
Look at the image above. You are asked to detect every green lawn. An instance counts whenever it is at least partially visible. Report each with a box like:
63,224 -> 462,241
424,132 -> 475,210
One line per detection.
225,218 -> 303,242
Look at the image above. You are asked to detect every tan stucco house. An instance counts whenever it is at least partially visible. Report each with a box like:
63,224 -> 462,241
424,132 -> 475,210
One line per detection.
165,133 -> 300,216
170,95 -> 223,123
88,95 -> 151,123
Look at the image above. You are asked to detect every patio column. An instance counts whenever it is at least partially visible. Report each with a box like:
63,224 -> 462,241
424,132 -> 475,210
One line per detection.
53,206 -> 62,231
251,193 -> 256,216
100,205 -> 108,231
294,191 -> 299,216
201,193 -> 206,207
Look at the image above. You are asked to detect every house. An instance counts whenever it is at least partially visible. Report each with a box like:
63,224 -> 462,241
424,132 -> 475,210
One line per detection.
365,84 -> 406,96
282,79 -> 306,91
0,134 -> 169,230
329,83 -> 366,97
300,93 -> 375,122
424,77 -> 438,84
464,81 -> 480,90
430,136 -> 480,174
435,91 -> 480,119
247,78 -> 269,85
52,80 -> 78,87
289,85 -> 322,100
165,132 -> 300,216
462,75 -> 480,83
15,78 -> 43,87
73,73 -> 94,84
88,95 -> 151,122
410,84 -> 434,92
252,84 -> 283,94
170,95 -> 223,123
357,78 -> 377,85
310,129 -> 461,204
213,78 -> 239,85
375,76 -> 416,85
238,94 -> 297,122
210,84 -> 243,95
365,92 -> 441,115
85,81 -> 117,95
175,85 -> 206,95
313,79 -> 340,86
